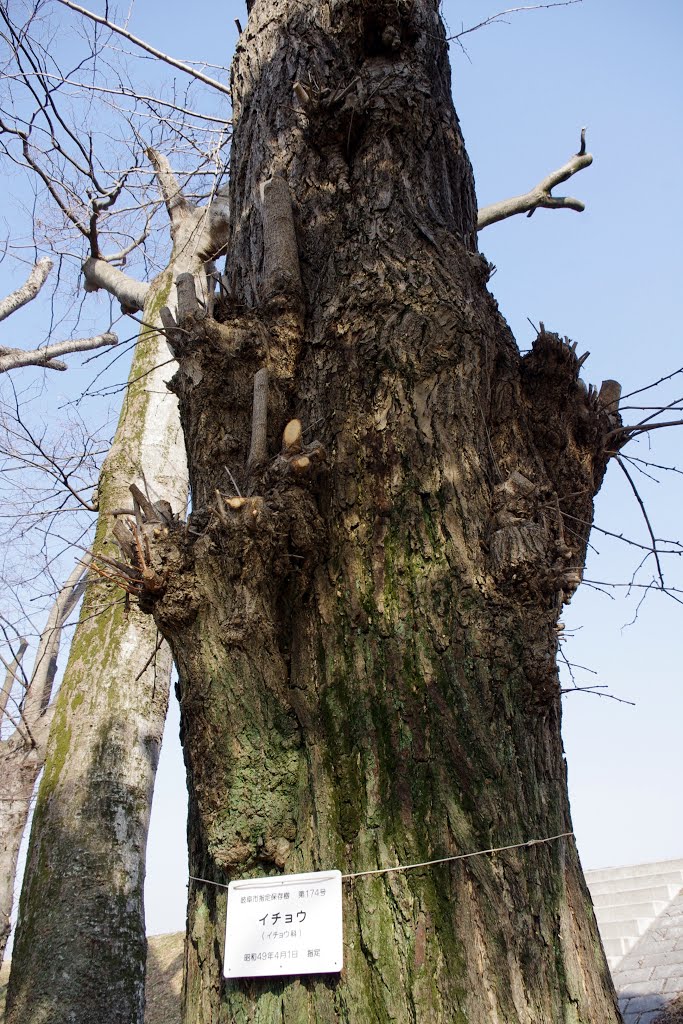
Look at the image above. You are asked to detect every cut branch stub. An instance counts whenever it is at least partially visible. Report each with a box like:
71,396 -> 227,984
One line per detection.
112,519 -> 137,562
598,378 -> 623,442
159,305 -> 183,357
259,176 -> 303,304
129,483 -> 161,523
274,430 -> 325,480
214,492 -> 265,532
290,455 -> 311,474
282,418 -> 303,455
176,273 -> 202,323
598,379 -> 622,413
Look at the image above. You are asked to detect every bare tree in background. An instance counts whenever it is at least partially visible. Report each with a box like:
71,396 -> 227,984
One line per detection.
0,3 -> 230,1019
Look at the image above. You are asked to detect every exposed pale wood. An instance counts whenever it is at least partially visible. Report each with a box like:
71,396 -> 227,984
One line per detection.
282,418 -> 303,454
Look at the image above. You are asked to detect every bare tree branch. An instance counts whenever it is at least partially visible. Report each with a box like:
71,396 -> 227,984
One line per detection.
0,638 -> 27,724
1,70 -> 229,125
55,0 -> 232,98
82,257 -> 150,312
616,456 -> 665,588
146,147 -> 191,230
448,2 -> 583,43
560,684 -> 635,706
477,130 -> 592,229
0,258 -> 53,323
608,419 -> 683,441
0,254 -> 119,371
0,332 -> 118,373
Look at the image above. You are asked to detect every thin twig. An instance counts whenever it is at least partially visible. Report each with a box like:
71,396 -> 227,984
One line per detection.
448,2 -> 582,42
560,685 -> 635,706
134,634 -> 165,681
224,466 -> 242,498
609,419 -> 683,441
616,457 -> 664,586
55,0 -> 232,97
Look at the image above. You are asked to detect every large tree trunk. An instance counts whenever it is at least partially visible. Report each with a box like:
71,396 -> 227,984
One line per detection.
135,1 -> 621,1020
5,277 -> 188,1024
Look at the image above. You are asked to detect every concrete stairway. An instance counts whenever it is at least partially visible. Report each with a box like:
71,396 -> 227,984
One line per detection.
585,859 -> 683,970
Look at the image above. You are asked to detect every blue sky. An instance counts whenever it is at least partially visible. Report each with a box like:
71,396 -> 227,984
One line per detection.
1,0 -> 681,937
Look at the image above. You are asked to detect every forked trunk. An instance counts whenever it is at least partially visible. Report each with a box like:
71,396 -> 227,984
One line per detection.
140,1 -> 621,1020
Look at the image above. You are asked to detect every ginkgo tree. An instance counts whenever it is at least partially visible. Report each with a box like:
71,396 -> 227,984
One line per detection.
2,1 -> 682,1023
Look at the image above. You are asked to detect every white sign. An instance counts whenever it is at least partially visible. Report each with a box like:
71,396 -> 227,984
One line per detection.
224,869 -> 343,978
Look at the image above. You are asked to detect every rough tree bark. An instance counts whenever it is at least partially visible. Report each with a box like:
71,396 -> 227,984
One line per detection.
5,156 -> 229,1024
121,2 -> 620,1021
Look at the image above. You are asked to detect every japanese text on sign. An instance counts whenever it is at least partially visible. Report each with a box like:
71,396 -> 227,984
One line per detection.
224,870 -> 343,978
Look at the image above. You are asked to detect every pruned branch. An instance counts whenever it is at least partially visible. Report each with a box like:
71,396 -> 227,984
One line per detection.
259,175 -> 303,304
477,132 -> 592,229
0,258 -> 53,323
82,257 -> 150,313
55,0 -> 232,98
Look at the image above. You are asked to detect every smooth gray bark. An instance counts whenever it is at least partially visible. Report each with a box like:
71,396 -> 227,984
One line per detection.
6,159 -> 229,1024
0,561 -> 86,965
